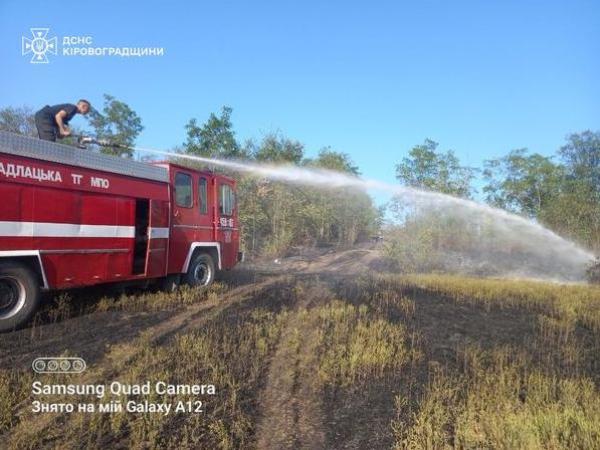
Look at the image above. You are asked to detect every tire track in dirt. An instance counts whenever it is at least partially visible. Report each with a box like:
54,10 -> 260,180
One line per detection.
254,281 -> 333,450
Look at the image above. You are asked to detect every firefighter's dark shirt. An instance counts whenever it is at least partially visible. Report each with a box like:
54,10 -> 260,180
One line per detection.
37,103 -> 78,124
35,103 -> 79,141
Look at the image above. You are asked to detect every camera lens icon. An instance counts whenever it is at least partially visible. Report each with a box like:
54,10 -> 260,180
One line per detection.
32,357 -> 86,374
71,359 -> 85,372
33,359 -> 46,372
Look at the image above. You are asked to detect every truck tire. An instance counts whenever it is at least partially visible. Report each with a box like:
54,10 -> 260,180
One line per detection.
0,262 -> 40,332
184,253 -> 215,287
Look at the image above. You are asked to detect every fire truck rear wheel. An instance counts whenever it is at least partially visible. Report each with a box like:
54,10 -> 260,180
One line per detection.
0,262 -> 40,333
185,253 -> 215,287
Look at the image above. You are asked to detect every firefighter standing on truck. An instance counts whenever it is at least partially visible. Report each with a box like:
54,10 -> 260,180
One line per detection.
34,100 -> 91,142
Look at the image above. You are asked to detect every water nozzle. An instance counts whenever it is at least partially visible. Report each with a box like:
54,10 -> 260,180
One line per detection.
76,135 -> 128,150
76,135 -> 93,149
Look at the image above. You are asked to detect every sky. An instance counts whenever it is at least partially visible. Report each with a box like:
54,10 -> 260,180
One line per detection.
1,0 -> 599,204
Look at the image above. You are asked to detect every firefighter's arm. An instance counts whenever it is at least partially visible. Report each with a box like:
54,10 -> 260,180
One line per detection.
54,110 -> 71,137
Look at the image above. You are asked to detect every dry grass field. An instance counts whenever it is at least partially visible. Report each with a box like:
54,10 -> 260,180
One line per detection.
0,247 -> 599,449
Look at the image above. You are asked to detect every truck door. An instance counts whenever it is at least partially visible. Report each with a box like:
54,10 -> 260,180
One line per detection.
169,170 -> 196,272
195,175 -> 214,242
217,181 -> 238,269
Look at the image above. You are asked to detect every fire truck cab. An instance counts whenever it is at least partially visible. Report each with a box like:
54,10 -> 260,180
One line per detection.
0,131 -> 240,332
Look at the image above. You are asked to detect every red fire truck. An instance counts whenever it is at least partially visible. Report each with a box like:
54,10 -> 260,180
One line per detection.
0,131 -> 241,332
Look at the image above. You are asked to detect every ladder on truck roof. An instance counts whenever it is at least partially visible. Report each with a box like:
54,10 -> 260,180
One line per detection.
0,130 -> 168,183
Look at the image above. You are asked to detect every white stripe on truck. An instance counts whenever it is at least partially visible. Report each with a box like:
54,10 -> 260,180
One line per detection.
0,221 -> 135,238
148,227 -> 170,239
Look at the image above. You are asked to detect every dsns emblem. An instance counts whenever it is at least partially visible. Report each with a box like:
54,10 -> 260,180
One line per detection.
22,28 -> 57,64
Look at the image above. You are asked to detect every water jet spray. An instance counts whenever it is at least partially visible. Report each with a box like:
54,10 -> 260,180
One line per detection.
82,140 -> 596,282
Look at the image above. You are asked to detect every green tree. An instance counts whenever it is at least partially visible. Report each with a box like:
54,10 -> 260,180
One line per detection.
559,131 -> 600,197
253,133 -> 304,163
308,147 -> 360,175
556,131 -> 600,249
86,94 -> 143,157
236,134 -> 379,256
483,149 -> 564,217
482,132 -> 600,250
184,106 -> 244,158
247,134 -> 305,253
395,139 -> 476,197
388,140 -> 478,270
0,106 -> 37,137
303,149 -> 375,245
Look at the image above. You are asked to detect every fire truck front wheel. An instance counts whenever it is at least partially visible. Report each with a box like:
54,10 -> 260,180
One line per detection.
184,253 -> 215,287
0,262 -> 40,332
